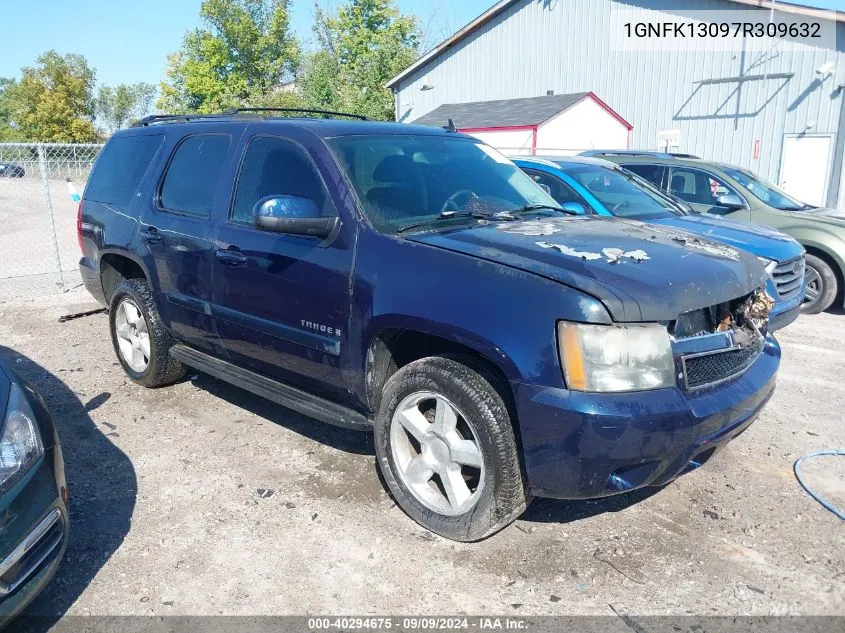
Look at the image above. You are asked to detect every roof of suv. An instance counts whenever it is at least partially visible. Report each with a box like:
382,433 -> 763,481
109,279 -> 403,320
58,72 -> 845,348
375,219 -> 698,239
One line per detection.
581,151 -> 739,171
126,111 -> 456,139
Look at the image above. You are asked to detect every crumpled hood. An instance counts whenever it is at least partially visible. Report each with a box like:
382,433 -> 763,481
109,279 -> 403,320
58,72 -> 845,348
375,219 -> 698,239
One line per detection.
408,216 -> 768,322
652,213 -> 805,262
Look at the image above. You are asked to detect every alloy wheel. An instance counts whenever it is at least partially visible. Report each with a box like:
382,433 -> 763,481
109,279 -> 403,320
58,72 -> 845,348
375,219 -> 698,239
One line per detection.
114,298 -> 151,373
389,391 -> 485,516
803,265 -> 822,308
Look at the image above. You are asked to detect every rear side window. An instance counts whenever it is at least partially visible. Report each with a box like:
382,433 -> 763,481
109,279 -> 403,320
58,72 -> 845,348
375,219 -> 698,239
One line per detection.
85,135 -> 164,206
622,163 -> 666,189
159,134 -> 231,216
230,136 -> 336,224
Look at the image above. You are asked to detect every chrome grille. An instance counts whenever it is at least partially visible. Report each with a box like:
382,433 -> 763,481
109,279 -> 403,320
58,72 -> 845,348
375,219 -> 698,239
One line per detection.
772,256 -> 805,300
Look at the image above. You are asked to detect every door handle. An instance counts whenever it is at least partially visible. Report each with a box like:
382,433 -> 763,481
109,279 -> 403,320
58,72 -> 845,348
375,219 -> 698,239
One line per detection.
139,226 -> 162,243
215,248 -> 247,266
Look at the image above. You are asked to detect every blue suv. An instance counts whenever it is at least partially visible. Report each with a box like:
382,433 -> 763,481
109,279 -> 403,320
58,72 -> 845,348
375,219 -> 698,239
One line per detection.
79,110 -> 780,541
514,155 -> 806,331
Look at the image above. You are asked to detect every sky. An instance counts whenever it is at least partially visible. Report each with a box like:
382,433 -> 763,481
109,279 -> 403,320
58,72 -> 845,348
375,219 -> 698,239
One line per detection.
0,0 -> 842,88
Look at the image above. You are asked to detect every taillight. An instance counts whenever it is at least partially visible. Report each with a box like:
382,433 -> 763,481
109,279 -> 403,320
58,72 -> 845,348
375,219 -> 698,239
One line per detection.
77,201 -> 84,253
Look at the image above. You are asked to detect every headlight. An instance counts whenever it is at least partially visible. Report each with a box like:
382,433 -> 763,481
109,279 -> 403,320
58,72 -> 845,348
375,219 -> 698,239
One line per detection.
557,322 -> 675,392
0,383 -> 44,493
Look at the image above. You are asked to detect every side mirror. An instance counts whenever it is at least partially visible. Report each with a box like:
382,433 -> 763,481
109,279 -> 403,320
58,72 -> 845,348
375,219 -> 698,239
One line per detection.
537,183 -> 552,195
715,193 -> 744,210
253,195 -> 338,238
560,201 -> 587,215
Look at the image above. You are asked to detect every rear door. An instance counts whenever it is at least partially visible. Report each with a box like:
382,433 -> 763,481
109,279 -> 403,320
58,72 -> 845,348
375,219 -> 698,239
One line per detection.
209,127 -> 356,405
138,125 -> 244,353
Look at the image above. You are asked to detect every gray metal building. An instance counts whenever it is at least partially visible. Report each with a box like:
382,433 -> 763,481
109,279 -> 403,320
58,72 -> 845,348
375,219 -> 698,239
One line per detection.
387,0 -> 845,208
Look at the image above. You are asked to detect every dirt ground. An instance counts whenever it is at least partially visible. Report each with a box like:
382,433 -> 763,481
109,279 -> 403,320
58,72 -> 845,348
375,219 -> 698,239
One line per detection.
0,288 -> 842,619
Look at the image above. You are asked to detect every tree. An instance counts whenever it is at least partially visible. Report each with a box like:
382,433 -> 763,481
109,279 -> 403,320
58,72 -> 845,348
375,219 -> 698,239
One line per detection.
7,50 -> 98,142
307,0 -> 420,120
97,82 -> 157,133
0,78 -> 19,141
159,0 -> 301,113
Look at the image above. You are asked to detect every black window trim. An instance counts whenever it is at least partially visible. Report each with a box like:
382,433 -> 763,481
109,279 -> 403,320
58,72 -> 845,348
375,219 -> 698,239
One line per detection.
226,132 -> 339,230
666,164 -> 750,210
520,167 -> 594,214
154,132 -> 233,219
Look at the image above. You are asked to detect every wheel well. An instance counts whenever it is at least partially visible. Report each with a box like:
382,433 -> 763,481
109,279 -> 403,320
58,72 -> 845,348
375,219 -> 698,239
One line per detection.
366,329 -> 520,433
803,246 -> 844,304
100,254 -> 146,302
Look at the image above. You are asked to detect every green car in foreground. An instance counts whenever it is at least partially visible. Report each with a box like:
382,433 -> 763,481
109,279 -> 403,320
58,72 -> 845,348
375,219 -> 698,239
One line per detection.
584,151 -> 845,314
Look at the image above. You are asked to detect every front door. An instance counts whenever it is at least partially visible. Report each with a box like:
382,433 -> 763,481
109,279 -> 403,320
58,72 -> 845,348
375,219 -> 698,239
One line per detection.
210,129 -> 355,405
779,134 -> 832,207
667,165 -> 751,220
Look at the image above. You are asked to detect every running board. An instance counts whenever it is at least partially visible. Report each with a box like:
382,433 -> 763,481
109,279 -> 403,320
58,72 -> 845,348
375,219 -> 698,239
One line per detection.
169,345 -> 372,431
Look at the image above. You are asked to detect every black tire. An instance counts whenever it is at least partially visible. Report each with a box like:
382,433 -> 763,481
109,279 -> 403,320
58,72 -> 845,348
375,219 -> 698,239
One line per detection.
109,278 -> 185,387
801,254 -> 838,315
374,356 -> 528,541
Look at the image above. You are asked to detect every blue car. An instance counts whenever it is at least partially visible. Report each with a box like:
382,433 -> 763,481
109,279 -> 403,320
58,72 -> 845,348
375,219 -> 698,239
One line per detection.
514,155 -> 806,331
79,112 -> 780,540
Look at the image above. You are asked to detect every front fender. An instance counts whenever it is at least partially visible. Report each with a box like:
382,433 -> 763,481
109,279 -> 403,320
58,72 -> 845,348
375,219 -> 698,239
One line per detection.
780,226 -> 845,278
349,228 -> 613,407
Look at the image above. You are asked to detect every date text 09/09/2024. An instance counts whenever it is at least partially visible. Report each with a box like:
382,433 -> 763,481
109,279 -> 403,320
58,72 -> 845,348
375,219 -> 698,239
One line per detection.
307,617 -> 528,630
623,21 -> 822,39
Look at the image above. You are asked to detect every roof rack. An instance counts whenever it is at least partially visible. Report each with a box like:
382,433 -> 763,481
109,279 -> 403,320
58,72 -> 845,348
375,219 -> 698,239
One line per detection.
579,150 -> 677,158
669,152 -> 700,159
132,107 -> 368,127
222,107 -> 368,120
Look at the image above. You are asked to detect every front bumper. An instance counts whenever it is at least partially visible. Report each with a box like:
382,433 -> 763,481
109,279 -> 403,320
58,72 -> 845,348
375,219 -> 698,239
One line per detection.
767,277 -> 804,331
513,336 -> 780,499
0,441 -> 68,622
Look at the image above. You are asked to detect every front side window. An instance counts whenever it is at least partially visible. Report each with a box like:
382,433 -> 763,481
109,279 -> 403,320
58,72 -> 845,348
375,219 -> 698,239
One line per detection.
558,163 -> 677,219
159,134 -> 231,216
231,136 -> 337,224
667,167 -> 741,209
721,166 -> 810,210
327,135 -> 556,233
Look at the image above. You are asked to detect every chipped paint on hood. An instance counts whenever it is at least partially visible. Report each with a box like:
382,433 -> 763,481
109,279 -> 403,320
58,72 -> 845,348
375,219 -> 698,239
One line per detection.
536,242 -> 650,264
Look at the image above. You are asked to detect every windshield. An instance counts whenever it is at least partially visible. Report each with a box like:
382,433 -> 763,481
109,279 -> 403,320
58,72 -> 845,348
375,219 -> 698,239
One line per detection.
722,166 -> 810,210
327,135 -> 559,234
557,163 -> 680,219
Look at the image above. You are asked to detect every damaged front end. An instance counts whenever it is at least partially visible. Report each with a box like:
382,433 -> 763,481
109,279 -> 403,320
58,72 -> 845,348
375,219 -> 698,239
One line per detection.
671,288 -> 775,391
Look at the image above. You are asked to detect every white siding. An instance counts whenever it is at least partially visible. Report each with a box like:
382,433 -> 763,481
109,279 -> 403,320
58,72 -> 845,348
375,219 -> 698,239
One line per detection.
535,97 -> 630,154
395,0 -> 845,207
464,127 -> 535,153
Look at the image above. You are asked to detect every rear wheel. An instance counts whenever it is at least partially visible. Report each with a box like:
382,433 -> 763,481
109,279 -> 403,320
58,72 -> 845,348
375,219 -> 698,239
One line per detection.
109,278 -> 185,387
801,254 -> 838,314
374,356 -> 527,541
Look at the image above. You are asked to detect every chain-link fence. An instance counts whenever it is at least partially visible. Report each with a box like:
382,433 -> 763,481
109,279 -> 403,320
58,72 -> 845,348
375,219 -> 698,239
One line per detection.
0,142 -> 103,298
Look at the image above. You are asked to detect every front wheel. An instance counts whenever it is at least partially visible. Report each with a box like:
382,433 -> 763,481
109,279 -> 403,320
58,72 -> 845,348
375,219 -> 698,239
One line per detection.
374,356 -> 528,541
801,254 -> 838,315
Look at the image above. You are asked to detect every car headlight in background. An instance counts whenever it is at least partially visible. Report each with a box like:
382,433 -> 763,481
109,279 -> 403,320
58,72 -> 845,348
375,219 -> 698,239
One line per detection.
558,322 -> 675,392
0,383 -> 44,493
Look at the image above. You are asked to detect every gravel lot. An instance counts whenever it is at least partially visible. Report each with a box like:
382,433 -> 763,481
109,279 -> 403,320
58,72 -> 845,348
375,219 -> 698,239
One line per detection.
0,288 -> 842,620
0,179 -> 84,298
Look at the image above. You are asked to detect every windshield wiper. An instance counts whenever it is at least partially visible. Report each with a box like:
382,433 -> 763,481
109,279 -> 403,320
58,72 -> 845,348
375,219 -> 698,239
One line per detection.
512,203 -> 574,215
396,210 -> 494,234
